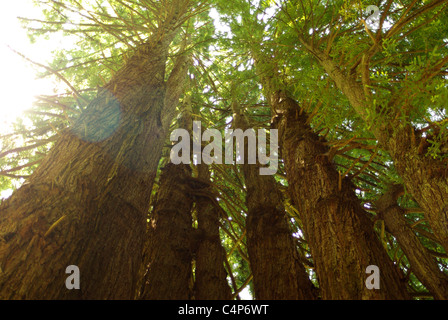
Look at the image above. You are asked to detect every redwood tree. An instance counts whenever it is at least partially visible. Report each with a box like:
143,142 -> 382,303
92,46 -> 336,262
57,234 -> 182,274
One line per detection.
232,99 -> 317,300
277,0 -> 448,253
193,163 -> 233,300
0,0 -> 193,299
0,0 -> 447,300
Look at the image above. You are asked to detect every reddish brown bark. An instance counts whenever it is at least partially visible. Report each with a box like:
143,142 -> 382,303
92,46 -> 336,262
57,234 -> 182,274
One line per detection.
310,43 -> 448,253
193,164 -> 233,300
270,90 -> 410,299
232,105 -> 317,300
0,6 -> 190,299
249,44 -> 409,298
377,185 -> 448,300
139,163 -> 194,300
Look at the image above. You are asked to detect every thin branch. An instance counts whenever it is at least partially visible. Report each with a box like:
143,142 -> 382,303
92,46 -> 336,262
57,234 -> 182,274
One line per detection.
7,46 -> 89,105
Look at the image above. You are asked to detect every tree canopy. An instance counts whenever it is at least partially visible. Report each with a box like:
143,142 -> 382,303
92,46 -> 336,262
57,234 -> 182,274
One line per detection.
1,0 -> 448,300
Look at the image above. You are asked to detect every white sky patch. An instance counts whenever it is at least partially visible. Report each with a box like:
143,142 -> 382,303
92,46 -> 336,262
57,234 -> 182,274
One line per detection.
0,189 -> 13,199
209,8 -> 232,38
0,0 -> 67,134
256,3 -> 278,22
239,287 -> 253,300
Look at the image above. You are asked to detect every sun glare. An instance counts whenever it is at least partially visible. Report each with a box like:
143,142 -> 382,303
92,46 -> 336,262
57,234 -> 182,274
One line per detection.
0,0 -> 59,134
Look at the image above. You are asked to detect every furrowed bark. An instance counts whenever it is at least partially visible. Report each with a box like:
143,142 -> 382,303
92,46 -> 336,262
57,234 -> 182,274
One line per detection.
249,43 -> 409,298
139,163 -> 194,300
310,45 -> 448,253
376,185 -> 448,300
0,2 -> 190,299
384,133 -> 448,254
232,103 -> 317,300
138,48 -> 193,299
193,164 -> 233,300
270,91 -> 410,299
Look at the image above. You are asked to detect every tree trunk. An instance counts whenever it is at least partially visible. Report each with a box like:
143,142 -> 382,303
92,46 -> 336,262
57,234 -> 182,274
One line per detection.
192,164 -> 233,300
270,90 -> 410,299
384,132 -> 448,253
314,49 -> 448,253
249,44 -> 409,298
0,7 -> 190,299
139,163 -> 194,300
232,103 -> 317,300
376,185 -> 448,300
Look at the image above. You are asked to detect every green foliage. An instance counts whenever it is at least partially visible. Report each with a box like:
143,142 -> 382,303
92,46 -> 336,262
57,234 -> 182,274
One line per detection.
1,0 -> 448,299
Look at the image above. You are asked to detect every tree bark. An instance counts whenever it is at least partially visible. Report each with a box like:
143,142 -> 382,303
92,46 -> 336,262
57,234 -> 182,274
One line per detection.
0,5 -> 190,299
139,163 -> 194,300
376,185 -> 448,300
192,164 -> 233,300
249,44 -> 409,298
312,47 -> 448,253
232,103 -> 317,300
270,90 -> 410,299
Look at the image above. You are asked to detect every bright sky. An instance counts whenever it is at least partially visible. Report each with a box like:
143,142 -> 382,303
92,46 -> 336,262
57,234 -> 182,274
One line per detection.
0,0 -> 61,133
0,0 -> 57,199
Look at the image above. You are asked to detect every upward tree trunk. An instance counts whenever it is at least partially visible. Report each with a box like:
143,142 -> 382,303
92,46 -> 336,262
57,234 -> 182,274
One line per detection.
376,185 -> 448,300
0,5 -> 190,299
139,163 -> 194,300
271,91 -> 410,299
383,133 -> 448,253
249,44 -> 409,298
232,103 -> 317,300
193,164 -> 233,300
313,48 -> 448,253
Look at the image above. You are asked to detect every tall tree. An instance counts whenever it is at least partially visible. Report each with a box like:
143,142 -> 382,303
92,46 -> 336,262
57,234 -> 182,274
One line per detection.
218,5 -> 408,298
0,0 -> 194,299
376,184 -> 448,300
256,73 -> 409,299
193,162 -> 233,300
0,0 -> 447,300
277,0 -> 448,252
232,98 -> 317,300
139,162 -> 195,300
